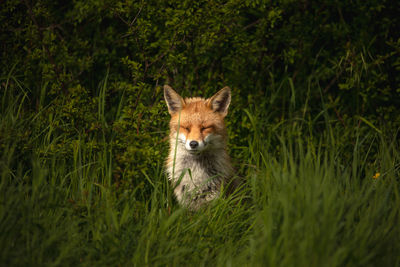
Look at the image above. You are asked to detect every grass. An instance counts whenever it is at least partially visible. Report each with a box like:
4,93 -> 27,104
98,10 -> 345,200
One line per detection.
1,82 -> 400,266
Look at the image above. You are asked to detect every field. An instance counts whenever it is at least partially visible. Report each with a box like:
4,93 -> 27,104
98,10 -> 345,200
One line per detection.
1,83 -> 399,266
1,1 -> 400,266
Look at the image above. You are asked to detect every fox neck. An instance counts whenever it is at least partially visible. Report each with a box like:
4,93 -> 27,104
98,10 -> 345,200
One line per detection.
167,141 -> 232,184
167,143 -> 233,209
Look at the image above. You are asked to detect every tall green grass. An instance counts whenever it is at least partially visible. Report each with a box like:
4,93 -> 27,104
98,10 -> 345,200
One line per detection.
1,80 -> 399,266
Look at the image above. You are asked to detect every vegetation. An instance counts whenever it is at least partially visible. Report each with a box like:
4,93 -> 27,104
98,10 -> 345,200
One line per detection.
1,0 -> 399,266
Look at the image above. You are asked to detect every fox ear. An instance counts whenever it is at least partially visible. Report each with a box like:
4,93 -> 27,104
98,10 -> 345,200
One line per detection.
164,85 -> 185,115
209,86 -> 231,116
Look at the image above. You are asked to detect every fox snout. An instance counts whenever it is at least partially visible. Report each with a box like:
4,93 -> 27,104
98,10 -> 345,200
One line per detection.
179,133 -> 207,152
186,139 -> 204,152
189,141 -> 198,149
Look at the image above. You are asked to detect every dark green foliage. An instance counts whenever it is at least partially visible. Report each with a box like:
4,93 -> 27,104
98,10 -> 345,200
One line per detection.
2,0 -> 400,180
1,0 -> 400,265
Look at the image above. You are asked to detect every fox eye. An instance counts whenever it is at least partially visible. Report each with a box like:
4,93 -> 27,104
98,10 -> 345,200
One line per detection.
181,126 -> 190,132
201,126 -> 213,131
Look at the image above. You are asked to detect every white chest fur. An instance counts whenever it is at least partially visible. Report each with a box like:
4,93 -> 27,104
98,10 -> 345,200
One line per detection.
166,143 -> 232,209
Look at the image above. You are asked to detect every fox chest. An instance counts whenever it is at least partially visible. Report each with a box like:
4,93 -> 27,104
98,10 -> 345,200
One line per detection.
167,154 -> 223,207
168,155 -> 220,186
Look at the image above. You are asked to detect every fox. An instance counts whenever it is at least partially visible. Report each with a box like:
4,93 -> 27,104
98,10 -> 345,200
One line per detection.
164,85 -> 235,210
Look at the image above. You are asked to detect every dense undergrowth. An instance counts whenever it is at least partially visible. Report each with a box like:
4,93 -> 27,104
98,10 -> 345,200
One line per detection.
1,83 -> 399,266
1,0 -> 400,266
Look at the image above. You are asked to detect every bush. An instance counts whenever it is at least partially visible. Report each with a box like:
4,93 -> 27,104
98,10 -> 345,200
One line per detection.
1,0 -> 399,218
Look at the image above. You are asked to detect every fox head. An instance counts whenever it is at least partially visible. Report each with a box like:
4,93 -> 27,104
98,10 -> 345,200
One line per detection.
164,85 -> 231,154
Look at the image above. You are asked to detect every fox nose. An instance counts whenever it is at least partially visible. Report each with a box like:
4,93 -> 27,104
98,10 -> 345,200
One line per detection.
189,141 -> 199,149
